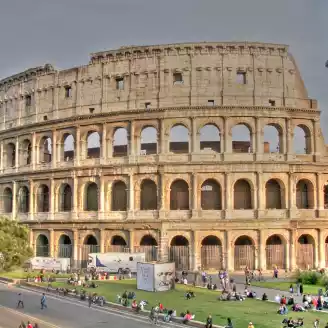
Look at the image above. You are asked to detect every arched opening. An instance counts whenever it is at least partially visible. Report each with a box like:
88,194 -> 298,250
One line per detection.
232,124 -> 252,153
265,179 -> 283,209
3,187 -> 13,213
169,125 -> 189,154
82,235 -> 99,268
169,235 -> 190,270
296,179 -> 314,209
263,124 -> 282,153
201,235 -> 223,270
293,125 -> 311,154
199,124 -> 220,152
20,139 -> 32,166
39,136 -> 52,163
266,235 -> 285,270
234,236 -> 255,270
63,133 -> 74,161
6,143 -> 16,167
324,184 -> 328,209
201,179 -> 222,210
84,182 -> 99,211
18,186 -> 29,213
108,235 -> 128,252
111,181 -> 127,211
37,184 -> 49,212
36,234 -> 49,257
297,234 -> 315,269
59,184 -> 72,212
87,131 -> 100,158
136,235 -> 158,262
58,234 -> 72,258
140,126 -> 157,155
140,179 -> 157,210
113,128 -> 128,157
234,179 -> 252,209
170,179 -> 189,210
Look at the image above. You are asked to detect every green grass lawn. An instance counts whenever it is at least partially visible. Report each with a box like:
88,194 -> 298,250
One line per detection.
30,279 -> 328,328
251,281 -> 322,295
0,269 -> 71,279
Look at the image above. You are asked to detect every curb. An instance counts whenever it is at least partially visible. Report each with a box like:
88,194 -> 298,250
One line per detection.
17,282 -> 223,328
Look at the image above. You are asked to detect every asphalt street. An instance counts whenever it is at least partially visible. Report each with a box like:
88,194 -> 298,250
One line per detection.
0,283 -> 187,328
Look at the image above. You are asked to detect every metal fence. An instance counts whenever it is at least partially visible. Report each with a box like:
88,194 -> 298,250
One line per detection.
80,245 -> 100,268
297,244 -> 314,269
201,246 -> 223,270
234,245 -> 255,270
169,246 -> 190,270
57,245 -> 73,258
36,245 -> 49,257
266,244 -> 285,270
135,246 -> 158,262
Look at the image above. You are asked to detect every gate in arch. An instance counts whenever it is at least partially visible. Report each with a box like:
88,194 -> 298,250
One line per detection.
297,234 -> 314,269
201,235 -> 223,270
81,235 -> 100,269
265,235 -> 285,270
234,236 -> 255,270
135,235 -> 158,262
57,234 -> 72,258
169,235 -> 190,270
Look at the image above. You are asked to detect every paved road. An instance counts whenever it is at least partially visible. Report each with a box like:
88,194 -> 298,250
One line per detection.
0,283 -> 186,328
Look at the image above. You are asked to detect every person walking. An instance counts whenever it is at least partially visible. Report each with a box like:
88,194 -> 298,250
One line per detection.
88,293 -> 92,307
40,293 -> 47,309
17,293 -> 24,308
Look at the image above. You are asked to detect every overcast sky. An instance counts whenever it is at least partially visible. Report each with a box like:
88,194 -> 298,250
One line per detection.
1,0 -> 327,148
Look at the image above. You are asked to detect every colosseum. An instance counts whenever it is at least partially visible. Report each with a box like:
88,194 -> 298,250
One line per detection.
0,41 -> 327,272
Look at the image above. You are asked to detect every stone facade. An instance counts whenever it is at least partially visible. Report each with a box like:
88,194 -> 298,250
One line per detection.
0,41 -> 327,271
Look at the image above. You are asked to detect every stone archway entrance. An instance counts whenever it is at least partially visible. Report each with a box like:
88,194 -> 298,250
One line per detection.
234,236 -> 255,270
201,235 -> 223,270
81,235 -> 99,268
58,235 -> 72,258
36,234 -> 49,257
266,235 -> 285,270
169,235 -> 190,270
135,235 -> 158,262
107,235 -> 128,252
297,234 -> 315,269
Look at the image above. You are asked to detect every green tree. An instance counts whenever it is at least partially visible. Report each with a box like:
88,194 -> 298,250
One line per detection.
0,216 -> 33,271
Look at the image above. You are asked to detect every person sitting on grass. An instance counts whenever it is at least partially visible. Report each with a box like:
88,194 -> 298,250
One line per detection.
278,304 -> 288,315
185,291 -> 195,300
291,303 -> 306,312
182,310 -> 194,324
128,291 -> 136,299
225,317 -> 233,328
131,300 -> 140,313
262,293 -> 268,301
288,296 -> 295,306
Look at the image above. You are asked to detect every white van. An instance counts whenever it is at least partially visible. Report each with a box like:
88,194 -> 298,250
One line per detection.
87,252 -> 145,273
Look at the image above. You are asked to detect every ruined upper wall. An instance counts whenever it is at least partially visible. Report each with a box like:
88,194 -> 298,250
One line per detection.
0,42 -> 317,131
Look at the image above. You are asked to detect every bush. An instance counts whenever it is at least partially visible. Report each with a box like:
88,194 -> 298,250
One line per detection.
297,271 -> 321,285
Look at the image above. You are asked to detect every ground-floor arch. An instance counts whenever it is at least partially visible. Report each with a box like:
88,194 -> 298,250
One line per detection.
265,235 -> 286,270
297,234 -> 315,269
135,234 -> 158,262
107,235 -> 128,252
201,235 -> 223,270
169,235 -> 190,270
234,235 -> 255,270
58,234 -> 72,258
81,234 -> 99,268
36,234 -> 49,257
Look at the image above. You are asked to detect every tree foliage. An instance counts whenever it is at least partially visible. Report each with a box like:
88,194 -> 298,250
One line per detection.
0,216 -> 33,271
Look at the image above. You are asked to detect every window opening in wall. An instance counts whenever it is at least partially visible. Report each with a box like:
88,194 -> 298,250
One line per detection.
236,71 -> 246,84
173,72 -> 183,85
89,108 -> 95,114
269,99 -> 276,106
116,77 -> 124,90
145,102 -> 151,109
25,95 -> 32,107
64,86 -> 72,98
43,115 -> 48,121
208,100 -> 215,106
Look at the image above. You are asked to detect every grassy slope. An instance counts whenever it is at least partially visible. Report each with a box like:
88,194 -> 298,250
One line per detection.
32,280 -> 327,328
251,281 -> 321,295
0,270 -> 71,279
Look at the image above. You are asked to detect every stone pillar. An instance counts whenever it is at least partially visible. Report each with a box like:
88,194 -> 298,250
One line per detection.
225,172 -> 232,218
0,141 -> 3,171
288,173 -> 296,218
285,240 -> 290,271
317,173 -> 324,211
15,137 -> 19,169
75,127 -> 80,165
257,172 -> 265,210
52,130 -> 57,168
99,229 -> 105,253
318,229 -> 325,268
129,121 -> 135,156
159,172 -> 165,211
50,179 -> 55,220
32,132 -> 36,170
224,117 -> 231,153
255,117 -> 263,154
193,230 -> 201,271
12,181 -> 17,220
158,228 -> 169,262
160,119 -> 166,154
225,230 -> 232,271
29,230 -> 34,252
258,230 -> 266,270
286,119 -> 293,156
290,229 -> 296,270
129,230 -> 135,253
49,229 -> 55,257
192,173 -> 197,210
129,174 -> 134,216
29,180 -> 34,220
102,124 -> 107,160
73,175 -> 79,217
73,229 -> 79,269
191,118 -> 198,153
99,176 -> 105,218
